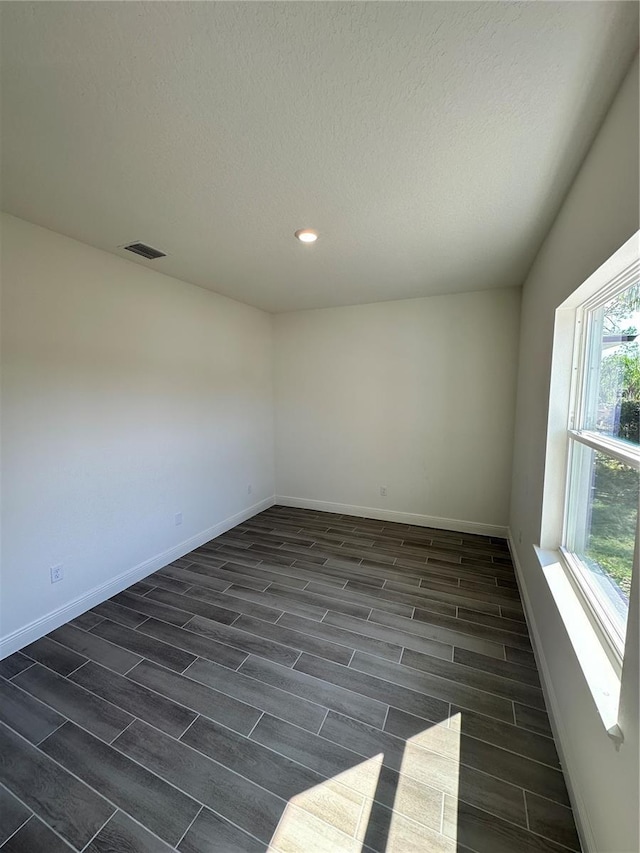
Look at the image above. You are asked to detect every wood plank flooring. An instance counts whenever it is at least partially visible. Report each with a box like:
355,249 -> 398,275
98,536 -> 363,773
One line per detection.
0,505 -> 581,852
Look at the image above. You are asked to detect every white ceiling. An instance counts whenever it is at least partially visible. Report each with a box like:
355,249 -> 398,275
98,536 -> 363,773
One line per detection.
1,2 -> 638,313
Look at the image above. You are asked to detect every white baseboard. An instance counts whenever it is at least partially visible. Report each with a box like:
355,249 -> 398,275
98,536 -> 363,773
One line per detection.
507,530 -> 595,853
275,495 -> 508,538
0,495 -> 275,660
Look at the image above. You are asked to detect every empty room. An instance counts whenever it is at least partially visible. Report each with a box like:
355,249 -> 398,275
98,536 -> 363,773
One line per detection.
0,2 -> 638,852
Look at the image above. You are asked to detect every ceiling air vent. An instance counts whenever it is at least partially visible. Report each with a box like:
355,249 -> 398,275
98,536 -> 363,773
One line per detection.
123,242 -> 166,260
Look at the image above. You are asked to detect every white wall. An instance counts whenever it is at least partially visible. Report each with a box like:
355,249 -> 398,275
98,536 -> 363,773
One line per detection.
509,55 -> 639,853
274,289 -> 521,535
0,213 -> 275,652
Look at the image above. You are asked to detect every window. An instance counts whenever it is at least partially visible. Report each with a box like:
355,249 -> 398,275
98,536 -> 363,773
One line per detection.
563,280 -> 639,661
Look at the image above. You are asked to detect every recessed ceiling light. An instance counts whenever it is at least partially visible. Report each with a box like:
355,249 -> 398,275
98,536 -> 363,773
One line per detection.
295,229 -> 318,243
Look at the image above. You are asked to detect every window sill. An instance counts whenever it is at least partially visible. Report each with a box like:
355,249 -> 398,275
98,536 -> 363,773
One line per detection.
534,546 -> 624,747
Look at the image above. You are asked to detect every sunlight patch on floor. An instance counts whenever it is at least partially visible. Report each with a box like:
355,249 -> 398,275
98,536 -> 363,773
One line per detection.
268,754 -> 384,853
268,712 -> 462,852
385,712 -> 461,851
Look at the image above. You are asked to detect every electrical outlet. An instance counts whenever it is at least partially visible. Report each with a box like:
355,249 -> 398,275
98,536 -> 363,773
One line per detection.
175,512 -> 183,526
247,484 -> 252,495
380,486 -> 387,497
50,564 -> 64,584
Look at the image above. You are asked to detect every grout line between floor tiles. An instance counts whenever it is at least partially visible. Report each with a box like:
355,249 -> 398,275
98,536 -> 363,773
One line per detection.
120,657 -> 145,677
173,804 -> 203,850
50,810 -> 102,853
233,653 -> 249,672
109,717 -> 136,746
445,701 -> 454,728
524,828 -> 582,853
246,711 -> 264,739
267,799 -> 291,853
35,719 -> 69,748
354,790 -> 368,843
438,791 -> 446,835
79,809 -> 117,853
178,713 -> 201,741
315,707 -> 331,736
7,661 -> 37,680
0,811 -> 34,849
64,660 -> 89,679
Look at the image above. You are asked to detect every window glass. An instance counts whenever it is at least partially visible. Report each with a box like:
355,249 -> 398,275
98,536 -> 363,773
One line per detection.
584,284 -> 640,445
566,443 -> 637,638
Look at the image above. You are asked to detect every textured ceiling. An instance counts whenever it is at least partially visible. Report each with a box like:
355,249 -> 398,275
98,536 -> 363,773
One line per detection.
1,2 -> 638,313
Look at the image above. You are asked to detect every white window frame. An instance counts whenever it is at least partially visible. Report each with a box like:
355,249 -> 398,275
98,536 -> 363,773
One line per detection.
539,232 -> 639,740
561,280 -> 639,666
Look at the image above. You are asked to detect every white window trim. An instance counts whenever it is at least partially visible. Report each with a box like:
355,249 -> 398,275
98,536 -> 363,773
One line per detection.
559,544 -> 625,671
540,230 -> 640,746
534,547 -> 625,743
568,429 -> 639,470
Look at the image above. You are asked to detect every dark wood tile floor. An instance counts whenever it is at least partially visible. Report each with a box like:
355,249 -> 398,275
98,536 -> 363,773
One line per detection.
0,506 -> 582,852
